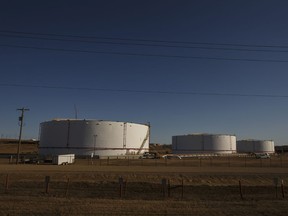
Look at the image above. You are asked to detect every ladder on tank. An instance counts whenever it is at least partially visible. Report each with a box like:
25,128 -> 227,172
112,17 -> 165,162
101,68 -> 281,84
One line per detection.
123,123 -> 127,148
137,125 -> 150,155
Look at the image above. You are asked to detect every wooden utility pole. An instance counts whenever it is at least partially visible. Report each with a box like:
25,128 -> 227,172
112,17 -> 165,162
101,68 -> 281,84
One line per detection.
16,107 -> 29,164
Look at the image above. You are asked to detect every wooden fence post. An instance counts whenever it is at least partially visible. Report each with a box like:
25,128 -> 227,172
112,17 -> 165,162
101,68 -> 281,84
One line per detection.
168,179 -> 171,197
9,156 -> 13,164
239,180 -> 243,200
119,176 -> 125,198
281,179 -> 285,198
181,178 -> 184,199
269,157 -> 272,167
162,178 -> 167,198
274,178 -> 279,198
5,174 -> 9,193
65,178 -> 70,197
45,176 -> 50,194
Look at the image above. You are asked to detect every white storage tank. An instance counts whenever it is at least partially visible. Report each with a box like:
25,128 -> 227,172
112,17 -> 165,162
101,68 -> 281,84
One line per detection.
39,119 -> 150,156
237,140 -> 275,153
172,134 -> 236,154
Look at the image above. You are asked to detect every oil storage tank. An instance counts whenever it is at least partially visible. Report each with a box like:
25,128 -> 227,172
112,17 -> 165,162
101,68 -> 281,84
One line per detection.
39,119 -> 149,156
172,134 -> 236,154
237,140 -> 274,153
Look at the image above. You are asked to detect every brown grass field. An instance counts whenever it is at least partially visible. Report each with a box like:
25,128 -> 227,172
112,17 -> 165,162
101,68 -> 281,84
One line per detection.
0,159 -> 288,216
0,141 -> 288,215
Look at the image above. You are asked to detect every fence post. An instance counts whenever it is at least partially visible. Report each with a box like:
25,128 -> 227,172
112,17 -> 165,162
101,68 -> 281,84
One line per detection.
65,178 -> 70,197
274,178 -> 279,198
119,176 -> 124,198
239,180 -> 243,200
181,178 -> 184,199
9,156 -> 13,164
162,178 -> 167,198
281,179 -> 285,198
168,179 -> 171,198
5,174 -> 9,193
45,176 -> 50,194
269,157 -> 272,167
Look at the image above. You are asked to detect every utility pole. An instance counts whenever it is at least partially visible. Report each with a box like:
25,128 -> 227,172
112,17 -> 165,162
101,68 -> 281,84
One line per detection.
16,107 -> 30,164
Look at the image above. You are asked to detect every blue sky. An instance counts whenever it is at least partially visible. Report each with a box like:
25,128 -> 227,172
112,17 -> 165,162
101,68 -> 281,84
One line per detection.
1,0 -> 288,145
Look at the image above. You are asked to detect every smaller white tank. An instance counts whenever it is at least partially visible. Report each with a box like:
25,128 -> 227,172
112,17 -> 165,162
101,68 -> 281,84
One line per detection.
237,140 -> 275,153
172,134 -> 236,154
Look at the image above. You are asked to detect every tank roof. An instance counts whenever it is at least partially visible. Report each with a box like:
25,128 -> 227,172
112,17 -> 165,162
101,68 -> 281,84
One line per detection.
173,133 -> 236,137
43,119 -> 150,126
237,139 -> 274,142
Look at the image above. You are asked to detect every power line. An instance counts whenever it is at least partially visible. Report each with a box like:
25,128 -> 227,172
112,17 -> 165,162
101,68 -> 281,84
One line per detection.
1,44 -> 288,63
1,83 -> 288,98
0,33 -> 288,53
1,30 -> 288,49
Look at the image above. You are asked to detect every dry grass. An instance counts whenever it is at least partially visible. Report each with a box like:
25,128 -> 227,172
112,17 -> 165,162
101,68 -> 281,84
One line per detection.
0,141 -> 287,215
0,163 -> 288,215
0,139 -> 38,154
1,196 -> 287,216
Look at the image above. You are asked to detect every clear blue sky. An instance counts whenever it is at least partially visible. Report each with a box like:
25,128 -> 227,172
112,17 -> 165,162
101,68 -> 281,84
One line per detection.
1,0 -> 288,145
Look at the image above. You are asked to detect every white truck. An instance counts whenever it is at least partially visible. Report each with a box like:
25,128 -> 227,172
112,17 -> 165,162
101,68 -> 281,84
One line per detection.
52,154 -> 75,165
255,153 -> 270,159
140,152 -> 160,159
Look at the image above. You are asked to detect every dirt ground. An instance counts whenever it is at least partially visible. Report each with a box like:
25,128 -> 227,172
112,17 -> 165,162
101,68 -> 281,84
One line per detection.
0,161 -> 288,216
0,141 -> 287,215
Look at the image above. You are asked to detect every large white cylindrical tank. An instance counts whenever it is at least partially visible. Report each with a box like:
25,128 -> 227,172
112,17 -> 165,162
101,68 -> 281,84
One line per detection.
39,119 -> 150,156
172,134 -> 236,154
237,140 -> 275,153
